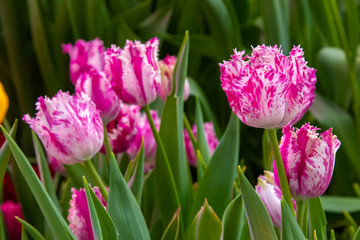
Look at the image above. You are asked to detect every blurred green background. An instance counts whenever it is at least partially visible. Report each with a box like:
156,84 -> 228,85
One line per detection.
1,0 -> 360,238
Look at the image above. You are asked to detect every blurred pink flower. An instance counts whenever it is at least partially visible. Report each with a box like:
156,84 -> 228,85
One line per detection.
184,122 -> 218,166
108,38 -> 161,106
255,171 -> 296,228
274,123 -> 341,200
47,153 -> 67,175
62,38 -> 105,85
1,201 -> 23,240
76,69 -> 121,124
68,187 -> 107,240
23,91 -> 104,165
127,110 -> 160,172
220,45 -> 316,129
159,55 -> 190,101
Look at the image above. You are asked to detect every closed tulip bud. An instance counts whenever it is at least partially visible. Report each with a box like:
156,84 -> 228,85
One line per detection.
1,201 -> 23,240
220,45 -> 316,129
255,171 -> 296,228
76,69 -> 121,124
23,91 -> 104,165
109,38 -> 161,106
62,38 -> 105,85
274,123 -> 341,200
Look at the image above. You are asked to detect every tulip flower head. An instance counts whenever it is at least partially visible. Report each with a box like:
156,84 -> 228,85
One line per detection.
255,171 -> 296,228
274,123 -> 341,200
1,201 -> 23,240
220,45 -> 316,129
23,91 -> 104,165
184,122 -> 219,166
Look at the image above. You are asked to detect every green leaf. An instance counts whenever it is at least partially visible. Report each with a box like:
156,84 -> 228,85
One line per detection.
108,153 -> 150,240
195,97 -> 211,165
354,227 -> 360,240
0,126 -> 75,239
64,162 -> 97,188
321,196 -> 360,213
161,207 -> 181,240
237,166 -> 278,240
330,229 -> 336,240
344,0 -> 358,64
281,200 -> 306,240
190,114 -> 239,221
17,218 -> 46,240
129,139 -> 145,204
222,194 -> 244,240
31,131 -> 60,210
86,0 -> 110,39
309,197 -> 327,240
186,199 -> 222,240
0,211 -> 6,240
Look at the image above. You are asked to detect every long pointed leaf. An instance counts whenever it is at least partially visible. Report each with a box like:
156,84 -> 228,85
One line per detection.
161,207 -> 181,240
130,140 -> 145,204
309,197 -> 327,240
17,218 -> 46,240
281,200 -> 306,239
195,97 -> 210,164
222,194 -> 244,240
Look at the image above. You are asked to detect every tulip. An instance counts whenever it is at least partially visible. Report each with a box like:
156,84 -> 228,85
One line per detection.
127,110 -> 160,172
159,55 -> 190,101
1,201 -> 23,240
274,123 -> 341,200
68,187 -> 107,240
62,38 -> 105,84
0,82 -> 9,124
23,91 -> 104,165
76,69 -> 121,124
220,45 -> 316,129
109,38 -> 161,106
184,122 -> 219,166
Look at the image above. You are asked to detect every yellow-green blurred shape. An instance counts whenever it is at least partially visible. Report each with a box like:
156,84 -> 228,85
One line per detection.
0,82 -> 9,123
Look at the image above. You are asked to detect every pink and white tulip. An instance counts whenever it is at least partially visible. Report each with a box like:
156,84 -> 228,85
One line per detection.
127,110 -> 160,172
62,38 -> 105,85
159,55 -> 190,101
220,45 -> 316,129
23,91 -> 104,165
184,122 -> 219,166
76,69 -> 121,124
68,187 -> 107,240
109,38 -> 161,106
1,201 -> 23,240
255,171 -> 296,228
274,123 -> 341,200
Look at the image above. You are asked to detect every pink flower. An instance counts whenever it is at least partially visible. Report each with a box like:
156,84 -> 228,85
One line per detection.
127,110 -> 160,172
105,104 -> 141,153
159,55 -> 190,101
23,91 -> 104,165
274,123 -> 341,200
220,45 -> 316,129
184,122 -> 219,166
76,69 -> 121,124
68,187 -> 107,240
108,38 -> 161,106
62,38 -> 105,85
255,171 -> 296,228
1,201 -> 23,240
47,153 -> 67,175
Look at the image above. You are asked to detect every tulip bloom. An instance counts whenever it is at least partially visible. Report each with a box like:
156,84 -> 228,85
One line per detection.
220,45 -> 316,129
23,91 -> 104,165
184,122 -> 219,166
159,55 -> 190,101
1,201 -> 23,240
127,110 -> 160,172
76,69 -> 121,124
108,38 -> 161,106
62,38 -> 105,84
68,187 -> 107,240
274,123 -> 341,200
255,171 -> 296,228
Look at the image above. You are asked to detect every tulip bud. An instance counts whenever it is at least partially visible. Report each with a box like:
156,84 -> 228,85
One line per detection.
1,201 -> 23,240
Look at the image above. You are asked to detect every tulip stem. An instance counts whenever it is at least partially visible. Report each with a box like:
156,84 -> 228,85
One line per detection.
84,159 -> 108,201
103,122 -> 112,163
296,200 -> 308,235
266,128 -> 295,215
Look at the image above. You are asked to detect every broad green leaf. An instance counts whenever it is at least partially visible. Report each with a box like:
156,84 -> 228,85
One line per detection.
186,199 -> 222,240
330,229 -> 336,240
161,207 -> 181,240
222,194 -> 244,240
344,0 -> 358,64
32,131 -> 60,210
84,178 -> 103,240
129,140 -> 145,204
141,170 -> 157,226
281,200 -> 306,240
238,166 -> 277,240
108,153 -> 150,240
17,218 -> 46,240
1,126 -> 75,239
86,0 -> 110,39
309,197 -> 327,240
190,114 -> 239,221
195,97 -> 210,165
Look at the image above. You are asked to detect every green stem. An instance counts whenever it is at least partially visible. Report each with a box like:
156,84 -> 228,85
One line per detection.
266,128 -> 295,215
84,160 -> 108,201
296,200 -> 307,235
102,122 -> 112,163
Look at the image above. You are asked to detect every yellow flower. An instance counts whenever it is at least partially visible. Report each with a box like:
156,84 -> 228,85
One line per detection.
0,82 -> 9,123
